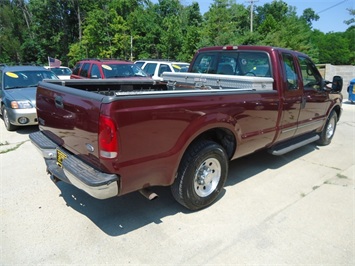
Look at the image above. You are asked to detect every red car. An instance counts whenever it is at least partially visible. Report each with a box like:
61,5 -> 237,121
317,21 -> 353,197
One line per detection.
70,59 -> 150,79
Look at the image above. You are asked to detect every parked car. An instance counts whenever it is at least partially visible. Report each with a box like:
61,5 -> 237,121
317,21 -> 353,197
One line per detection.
347,78 -> 355,104
0,65 -> 58,131
70,59 -> 150,79
134,60 -> 189,81
44,66 -> 72,79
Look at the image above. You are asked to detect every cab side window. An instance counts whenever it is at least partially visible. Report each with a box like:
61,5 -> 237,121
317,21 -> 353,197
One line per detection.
80,63 -> 90,78
298,56 -> 322,89
90,64 -> 101,79
158,64 -> 171,77
143,63 -> 157,76
72,63 -> 82,75
282,53 -> 298,90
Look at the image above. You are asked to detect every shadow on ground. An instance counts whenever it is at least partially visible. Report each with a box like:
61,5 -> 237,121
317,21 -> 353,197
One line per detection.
53,142 -> 319,237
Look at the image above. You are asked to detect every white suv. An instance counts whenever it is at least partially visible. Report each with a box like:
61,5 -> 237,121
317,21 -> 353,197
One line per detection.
135,60 -> 189,81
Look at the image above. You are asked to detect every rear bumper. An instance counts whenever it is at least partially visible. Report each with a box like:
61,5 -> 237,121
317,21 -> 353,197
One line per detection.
29,131 -> 119,199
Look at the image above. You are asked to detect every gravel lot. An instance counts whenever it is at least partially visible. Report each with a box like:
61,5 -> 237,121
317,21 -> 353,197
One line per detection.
1,101 -> 354,265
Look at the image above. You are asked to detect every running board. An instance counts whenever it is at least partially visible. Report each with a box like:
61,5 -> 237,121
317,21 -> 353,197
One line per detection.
269,135 -> 320,156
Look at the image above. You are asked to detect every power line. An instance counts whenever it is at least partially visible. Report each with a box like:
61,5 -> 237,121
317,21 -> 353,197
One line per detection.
317,0 -> 349,14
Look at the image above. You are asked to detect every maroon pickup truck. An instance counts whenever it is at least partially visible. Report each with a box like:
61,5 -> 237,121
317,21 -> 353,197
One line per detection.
30,45 -> 343,210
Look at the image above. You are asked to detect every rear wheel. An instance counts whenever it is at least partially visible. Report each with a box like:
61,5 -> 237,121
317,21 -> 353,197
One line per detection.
317,111 -> 337,146
171,140 -> 228,211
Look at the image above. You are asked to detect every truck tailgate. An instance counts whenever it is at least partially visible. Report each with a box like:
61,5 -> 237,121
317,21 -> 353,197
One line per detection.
36,81 -> 105,167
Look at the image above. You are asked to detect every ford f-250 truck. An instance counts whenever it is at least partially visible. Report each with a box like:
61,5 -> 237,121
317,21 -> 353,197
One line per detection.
30,45 -> 343,210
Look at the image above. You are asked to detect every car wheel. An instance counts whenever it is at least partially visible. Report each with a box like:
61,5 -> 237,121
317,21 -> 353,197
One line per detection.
317,111 -> 337,146
171,140 -> 228,211
2,106 -> 17,131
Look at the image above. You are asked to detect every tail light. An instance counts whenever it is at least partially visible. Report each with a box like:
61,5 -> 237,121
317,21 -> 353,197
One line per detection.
99,114 -> 118,159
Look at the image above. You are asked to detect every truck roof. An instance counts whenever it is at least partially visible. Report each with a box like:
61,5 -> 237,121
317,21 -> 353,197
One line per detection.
197,45 -> 308,57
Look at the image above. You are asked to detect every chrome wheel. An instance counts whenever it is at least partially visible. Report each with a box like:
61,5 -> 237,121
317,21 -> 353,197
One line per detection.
171,140 -> 228,210
326,116 -> 336,139
2,106 -> 16,131
3,108 -> 10,128
194,158 -> 221,197
317,111 -> 337,146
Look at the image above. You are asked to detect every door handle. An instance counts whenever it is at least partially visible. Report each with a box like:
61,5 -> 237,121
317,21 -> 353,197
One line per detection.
301,96 -> 306,109
55,96 -> 64,109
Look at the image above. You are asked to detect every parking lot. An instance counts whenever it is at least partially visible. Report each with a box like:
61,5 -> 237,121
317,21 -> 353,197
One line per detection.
1,101 -> 354,265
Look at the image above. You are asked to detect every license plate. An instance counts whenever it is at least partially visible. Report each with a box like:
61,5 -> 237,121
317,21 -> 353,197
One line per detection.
56,149 -> 67,168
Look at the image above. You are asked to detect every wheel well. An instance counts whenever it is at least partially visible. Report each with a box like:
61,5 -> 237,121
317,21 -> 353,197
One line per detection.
333,105 -> 341,121
190,128 -> 236,159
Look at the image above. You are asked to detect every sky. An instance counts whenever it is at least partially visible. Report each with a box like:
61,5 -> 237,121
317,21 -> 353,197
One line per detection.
168,0 -> 354,33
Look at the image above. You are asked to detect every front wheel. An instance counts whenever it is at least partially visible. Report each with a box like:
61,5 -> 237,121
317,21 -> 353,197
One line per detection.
2,106 -> 17,131
171,140 -> 228,211
317,111 -> 337,146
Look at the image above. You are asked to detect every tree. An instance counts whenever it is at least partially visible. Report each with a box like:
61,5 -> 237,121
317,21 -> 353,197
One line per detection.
178,2 -> 203,61
0,0 -> 27,63
301,8 -> 319,27
344,8 -> 355,26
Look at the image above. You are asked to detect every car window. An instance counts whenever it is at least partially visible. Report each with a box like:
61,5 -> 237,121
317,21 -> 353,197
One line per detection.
135,62 -> 144,68
4,70 -> 57,89
0,70 -> 3,88
80,63 -> 90,77
282,53 -> 298,90
298,56 -> 322,89
158,64 -> 171,76
90,64 -> 102,78
103,64 -> 148,78
172,64 -> 189,72
143,63 -> 158,76
72,63 -> 82,75
191,51 -> 270,77
50,67 -> 72,76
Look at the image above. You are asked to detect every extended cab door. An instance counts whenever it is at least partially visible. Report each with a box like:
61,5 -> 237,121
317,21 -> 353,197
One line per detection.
294,56 -> 330,136
278,52 -> 303,140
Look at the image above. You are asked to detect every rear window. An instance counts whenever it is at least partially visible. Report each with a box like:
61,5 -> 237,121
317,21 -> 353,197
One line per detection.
191,51 -> 271,77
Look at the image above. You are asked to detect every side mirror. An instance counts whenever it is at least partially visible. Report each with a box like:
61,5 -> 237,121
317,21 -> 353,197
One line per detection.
331,76 -> 343,92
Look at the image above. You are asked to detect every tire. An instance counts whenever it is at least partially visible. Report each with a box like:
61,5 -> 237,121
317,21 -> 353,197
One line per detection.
171,140 -> 228,211
2,106 -> 17,131
317,111 -> 337,146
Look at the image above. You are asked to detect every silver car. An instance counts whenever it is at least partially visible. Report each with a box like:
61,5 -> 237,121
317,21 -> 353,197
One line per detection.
0,65 -> 58,131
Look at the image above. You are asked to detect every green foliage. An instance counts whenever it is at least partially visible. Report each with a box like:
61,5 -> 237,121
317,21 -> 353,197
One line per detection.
0,0 -> 353,66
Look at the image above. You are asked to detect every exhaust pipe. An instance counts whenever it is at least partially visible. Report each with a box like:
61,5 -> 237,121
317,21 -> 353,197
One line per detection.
139,188 -> 159,200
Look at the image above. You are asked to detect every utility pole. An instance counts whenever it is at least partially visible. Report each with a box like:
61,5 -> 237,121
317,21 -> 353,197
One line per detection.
246,0 -> 259,32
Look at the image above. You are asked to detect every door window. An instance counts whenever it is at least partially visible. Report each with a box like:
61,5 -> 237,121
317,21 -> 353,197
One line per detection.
158,64 -> 171,76
143,63 -> 158,76
90,64 -> 101,78
80,63 -> 90,78
282,53 -> 298,90
298,56 -> 322,89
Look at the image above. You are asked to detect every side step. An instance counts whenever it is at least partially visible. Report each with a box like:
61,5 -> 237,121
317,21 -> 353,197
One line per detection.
268,134 -> 320,156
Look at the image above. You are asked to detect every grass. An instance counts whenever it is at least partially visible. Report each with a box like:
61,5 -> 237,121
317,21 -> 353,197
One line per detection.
0,140 -> 28,154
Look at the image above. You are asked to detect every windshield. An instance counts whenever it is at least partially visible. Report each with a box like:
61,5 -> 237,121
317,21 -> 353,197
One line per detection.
50,67 -> 72,76
172,64 -> 189,72
102,64 -> 148,78
4,70 -> 58,89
